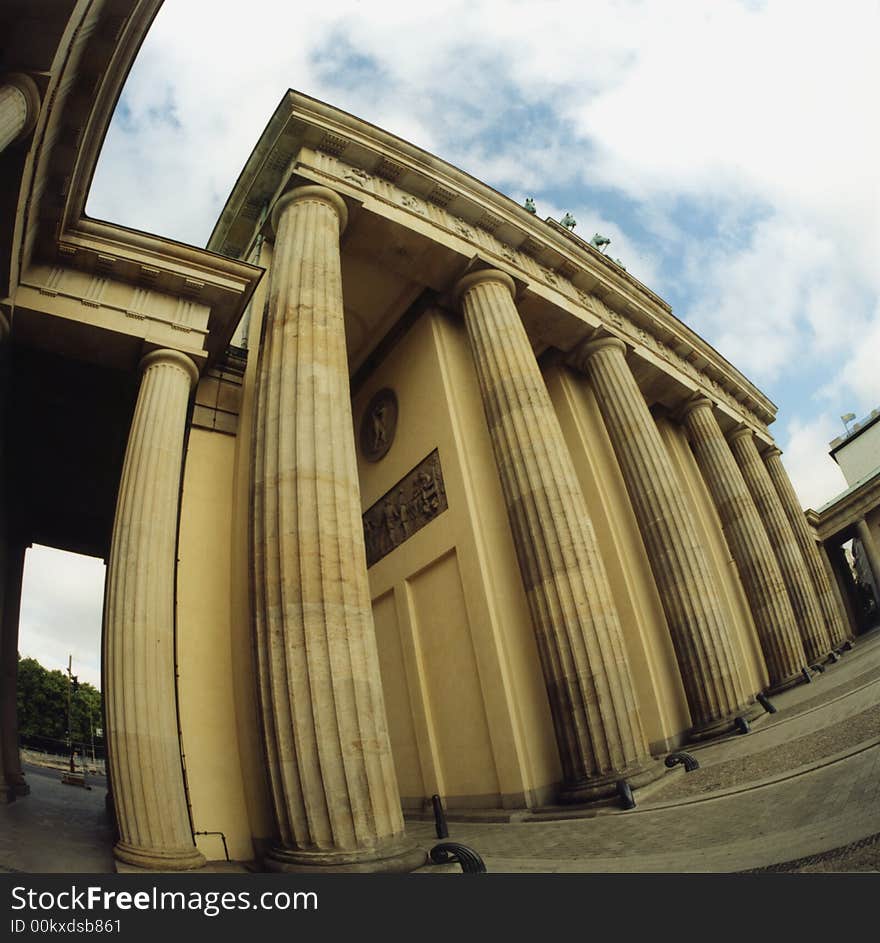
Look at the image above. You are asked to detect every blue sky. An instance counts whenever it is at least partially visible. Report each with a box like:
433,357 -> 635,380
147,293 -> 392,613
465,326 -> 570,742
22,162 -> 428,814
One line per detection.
21,0 -> 879,684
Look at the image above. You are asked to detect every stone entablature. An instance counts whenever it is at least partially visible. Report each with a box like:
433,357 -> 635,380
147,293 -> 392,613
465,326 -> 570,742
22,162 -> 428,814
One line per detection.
16,221 -> 260,369
208,91 -> 776,435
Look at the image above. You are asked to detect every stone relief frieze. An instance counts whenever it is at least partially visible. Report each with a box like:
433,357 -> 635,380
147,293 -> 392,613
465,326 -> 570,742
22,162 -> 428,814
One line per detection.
342,166 -> 373,189
499,243 -> 519,264
363,449 -> 448,567
540,266 -> 558,287
399,192 -> 427,215
452,218 -> 475,240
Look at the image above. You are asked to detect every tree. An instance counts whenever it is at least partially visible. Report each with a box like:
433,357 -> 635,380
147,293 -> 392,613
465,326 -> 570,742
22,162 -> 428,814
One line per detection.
16,654 -> 103,746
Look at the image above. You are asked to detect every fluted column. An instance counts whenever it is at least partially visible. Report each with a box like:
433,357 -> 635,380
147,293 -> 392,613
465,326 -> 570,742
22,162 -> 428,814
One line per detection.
104,348 -> 204,871
0,313 -> 19,804
0,543 -> 28,802
576,338 -> 750,737
454,270 -> 658,802
728,429 -> 831,662
252,185 -> 422,871
680,398 -> 806,690
0,74 -> 40,153
856,519 -> 880,597
825,542 -> 860,637
821,542 -> 857,641
764,447 -> 849,648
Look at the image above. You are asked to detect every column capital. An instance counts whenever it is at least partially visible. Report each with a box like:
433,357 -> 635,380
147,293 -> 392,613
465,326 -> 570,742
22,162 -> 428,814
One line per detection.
569,335 -> 626,372
453,268 -> 516,308
3,73 -> 40,142
271,185 -> 348,236
763,445 -> 783,460
140,349 -> 200,390
727,425 -> 754,446
679,393 -> 714,421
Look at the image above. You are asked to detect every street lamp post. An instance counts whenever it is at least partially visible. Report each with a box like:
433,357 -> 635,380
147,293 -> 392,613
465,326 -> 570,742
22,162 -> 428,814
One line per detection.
66,655 -> 75,774
89,710 -> 96,766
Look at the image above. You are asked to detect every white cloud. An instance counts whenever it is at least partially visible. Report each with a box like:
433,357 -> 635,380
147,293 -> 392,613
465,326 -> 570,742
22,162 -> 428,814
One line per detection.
19,546 -> 105,689
779,413 -> 849,511
825,303 -> 880,413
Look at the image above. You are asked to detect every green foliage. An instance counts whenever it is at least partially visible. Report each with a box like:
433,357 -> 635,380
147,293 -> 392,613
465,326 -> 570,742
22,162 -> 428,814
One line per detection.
16,654 -> 102,744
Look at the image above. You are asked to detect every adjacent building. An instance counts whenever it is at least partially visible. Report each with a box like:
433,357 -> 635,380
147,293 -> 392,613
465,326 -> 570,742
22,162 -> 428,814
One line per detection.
809,410 -> 880,634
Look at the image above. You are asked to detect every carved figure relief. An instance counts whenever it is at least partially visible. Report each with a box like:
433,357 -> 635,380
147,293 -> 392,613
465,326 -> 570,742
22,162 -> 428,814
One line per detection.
343,167 -> 372,188
499,243 -> 518,264
363,449 -> 448,566
400,193 -> 427,215
541,267 -> 558,286
359,388 -> 398,463
452,218 -> 475,239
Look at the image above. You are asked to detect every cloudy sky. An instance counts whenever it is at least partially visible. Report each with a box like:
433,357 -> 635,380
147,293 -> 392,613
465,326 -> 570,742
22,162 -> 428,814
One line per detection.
19,0 -> 880,682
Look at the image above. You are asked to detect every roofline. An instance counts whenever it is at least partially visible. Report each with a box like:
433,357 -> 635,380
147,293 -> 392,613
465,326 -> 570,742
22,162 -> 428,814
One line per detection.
830,409 -> 880,461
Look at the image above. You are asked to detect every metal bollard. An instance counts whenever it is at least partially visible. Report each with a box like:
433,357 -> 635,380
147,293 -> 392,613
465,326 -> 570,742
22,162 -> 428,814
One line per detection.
756,693 -> 777,714
431,794 -> 448,839
429,842 -> 487,873
664,751 -> 700,772
616,779 -> 636,810
734,716 -> 750,734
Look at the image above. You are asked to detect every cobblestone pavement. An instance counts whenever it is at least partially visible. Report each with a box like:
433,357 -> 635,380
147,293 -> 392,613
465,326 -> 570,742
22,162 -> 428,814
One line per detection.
647,703 -> 880,800
409,739 -> 880,871
746,831 -> 880,873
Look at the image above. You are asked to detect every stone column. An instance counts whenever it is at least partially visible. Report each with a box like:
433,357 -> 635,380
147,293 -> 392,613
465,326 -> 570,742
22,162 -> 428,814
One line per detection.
680,398 -> 805,691
0,543 -> 28,802
575,338 -> 751,737
0,74 -> 40,153
104,348 -> 204,871
728,429 -> 831,663
252,185 -> 423,871
454,270 -> 658,801
764,447 -> 849,648
821,542 -> 857,641
0,311 -> 17,803
856,519 -> 880,598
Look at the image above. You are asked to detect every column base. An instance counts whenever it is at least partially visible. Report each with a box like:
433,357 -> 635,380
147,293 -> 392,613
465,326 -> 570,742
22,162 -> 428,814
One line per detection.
688,702 -> 756,742
557,757 -> 665,804
114,840 -> 206,871
765,670 -> 805,695
264,838 -> 427,873
0,783 -> 15,804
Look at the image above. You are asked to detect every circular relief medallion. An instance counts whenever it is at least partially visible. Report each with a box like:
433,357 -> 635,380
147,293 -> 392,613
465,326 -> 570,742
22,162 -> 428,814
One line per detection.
360,388 -> 398,462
